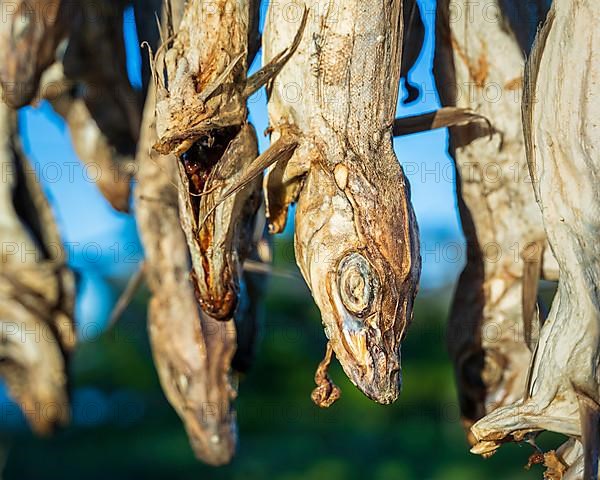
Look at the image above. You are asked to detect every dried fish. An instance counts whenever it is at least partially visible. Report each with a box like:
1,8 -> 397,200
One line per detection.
36,63 -> 135,212
62,0 -> 142,156
153,0 -> 304,320
262,1 -> 420,405
0,0 -> 70,107
136,82 -> 238,465
433,0 -> 555,439
0,0 -> 141,211
0,93 -> 76,434
471,2 -> 600,478
178,122 -> 262,319
135,1 -> 268,463
59,0 -> 142,211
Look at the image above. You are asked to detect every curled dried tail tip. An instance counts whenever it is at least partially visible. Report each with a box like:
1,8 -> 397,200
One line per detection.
311,342 -> 341,408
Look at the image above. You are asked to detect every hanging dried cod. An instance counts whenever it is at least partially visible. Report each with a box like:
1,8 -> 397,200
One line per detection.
0,0 -> 70,107
58,0 -> 141,211
135,1 -> 268,464
432,0 -> 556,441
136,82 -> 238,465
61,0 -> 142,163
151,0 -> 303,321
470,2 -> 600,479
35,63 -> 135,212
0,94 -> 76,434
259,0 -> 420,406
0,0 -> 141,212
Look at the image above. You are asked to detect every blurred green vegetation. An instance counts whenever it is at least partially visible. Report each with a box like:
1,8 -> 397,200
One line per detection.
3,238 -> 558,480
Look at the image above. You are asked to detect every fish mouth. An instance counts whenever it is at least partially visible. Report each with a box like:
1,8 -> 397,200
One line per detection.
326,277 -> 402,404
188,419 -> 237,466
335,328 -> 402,405
190,268 -> 239,320
199,285 -> 238,320
350,361 -> 401,405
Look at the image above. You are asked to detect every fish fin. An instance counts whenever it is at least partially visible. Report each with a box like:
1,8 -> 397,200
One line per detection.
242,7 -> 309,98
243,259 -> 300,281
392,107 -> 492,136
264,146 -> 310,234
199,52 -> 246,104
523,8 -> 555,187
522,241 -> 544,352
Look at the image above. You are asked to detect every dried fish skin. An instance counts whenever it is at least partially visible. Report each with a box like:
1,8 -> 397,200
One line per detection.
264,1 -> 420,404
471,2 -> 600,475
153,0 -> 292,321
433,0 -> 554,436
0,0 -> 71,107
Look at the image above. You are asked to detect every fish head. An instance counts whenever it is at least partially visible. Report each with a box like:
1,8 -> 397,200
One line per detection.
148,295 -> 238,466
294,146 -> 420,404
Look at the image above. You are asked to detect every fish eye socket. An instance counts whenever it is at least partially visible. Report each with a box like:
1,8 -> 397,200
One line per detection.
337,252 -> 377,316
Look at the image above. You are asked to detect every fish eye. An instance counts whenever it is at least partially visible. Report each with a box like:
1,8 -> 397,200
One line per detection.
337,252 -> 377,317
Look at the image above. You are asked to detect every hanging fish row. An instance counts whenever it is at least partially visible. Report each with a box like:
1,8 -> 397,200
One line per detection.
0,0 -> 576,472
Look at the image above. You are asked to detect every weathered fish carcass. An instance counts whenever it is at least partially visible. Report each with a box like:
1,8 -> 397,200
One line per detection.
0,0 -> 142,212
433,0 -> 555,441
261,1 -> 420,405
135,1 -> 269,464
136,80 -> 239,465
0,93 -> 76,434
470,2 -> 600,479
152,0 -> 304,321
